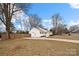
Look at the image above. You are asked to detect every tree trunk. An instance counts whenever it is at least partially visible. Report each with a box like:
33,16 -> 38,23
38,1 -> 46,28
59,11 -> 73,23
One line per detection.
6,18 -> 11,39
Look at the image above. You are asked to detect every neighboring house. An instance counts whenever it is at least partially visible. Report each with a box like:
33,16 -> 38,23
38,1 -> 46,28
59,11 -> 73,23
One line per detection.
72,29 -> 79,33
70,25 -> 79,33
29,27 -> 50,37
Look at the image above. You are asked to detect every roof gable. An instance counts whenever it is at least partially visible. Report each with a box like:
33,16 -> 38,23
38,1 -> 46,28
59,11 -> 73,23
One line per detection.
30,27 -> 47,33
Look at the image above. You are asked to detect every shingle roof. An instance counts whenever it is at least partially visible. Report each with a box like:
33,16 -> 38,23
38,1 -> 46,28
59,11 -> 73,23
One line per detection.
33,26 -> 48,32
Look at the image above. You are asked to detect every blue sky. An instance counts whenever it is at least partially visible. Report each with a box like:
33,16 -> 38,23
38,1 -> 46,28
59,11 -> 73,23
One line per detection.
1,3 -> 79,31
28,3 -> 79,29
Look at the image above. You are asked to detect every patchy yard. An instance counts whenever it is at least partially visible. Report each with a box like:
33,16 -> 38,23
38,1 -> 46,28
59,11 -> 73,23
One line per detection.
0,39 -> 79,56
49,33 -> 79,40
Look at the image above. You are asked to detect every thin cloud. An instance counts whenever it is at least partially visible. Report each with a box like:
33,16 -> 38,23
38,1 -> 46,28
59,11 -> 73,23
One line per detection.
68,20 -> 79,27
16,25 -> 21,30
69,3 -> 79,9
42,19 -> 52,23
42,19 -> 53,30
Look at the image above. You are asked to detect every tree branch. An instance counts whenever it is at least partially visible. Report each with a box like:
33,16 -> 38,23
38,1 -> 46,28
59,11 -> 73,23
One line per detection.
12,8 -> 21,14
0,3 -> 6,25
11,3 -> 15,17
0,4 -> 4,12
0,17 -> 6,25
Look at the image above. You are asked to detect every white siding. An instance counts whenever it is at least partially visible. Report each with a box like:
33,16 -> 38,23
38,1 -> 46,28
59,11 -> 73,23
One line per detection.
29,28 -> 40,37
29,27 -> 50,38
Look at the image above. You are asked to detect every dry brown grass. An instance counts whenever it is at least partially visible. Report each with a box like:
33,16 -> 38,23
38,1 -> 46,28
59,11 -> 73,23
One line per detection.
0,39 -> 79,56
49,33 -> 79,40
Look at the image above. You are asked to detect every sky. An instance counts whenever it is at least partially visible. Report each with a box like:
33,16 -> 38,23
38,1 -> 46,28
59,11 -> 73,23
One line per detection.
28,3 -> 79,29
0,3 -> 79,31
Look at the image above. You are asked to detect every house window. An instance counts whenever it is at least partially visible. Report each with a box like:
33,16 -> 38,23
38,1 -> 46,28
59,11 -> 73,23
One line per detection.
40,32 -> 46,34
45,32 -> 46,34
40,32 -> 43,34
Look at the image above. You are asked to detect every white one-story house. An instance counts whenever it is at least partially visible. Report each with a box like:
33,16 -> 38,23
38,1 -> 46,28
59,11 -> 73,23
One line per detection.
29,27 -> 50,38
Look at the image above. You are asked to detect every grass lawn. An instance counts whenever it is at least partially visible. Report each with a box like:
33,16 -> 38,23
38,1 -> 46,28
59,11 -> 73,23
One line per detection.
49,33 -> 79,40
0,39 -> 79,56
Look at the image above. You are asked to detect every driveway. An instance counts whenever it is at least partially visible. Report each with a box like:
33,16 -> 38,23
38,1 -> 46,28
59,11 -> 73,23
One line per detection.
23,37 -> 79,44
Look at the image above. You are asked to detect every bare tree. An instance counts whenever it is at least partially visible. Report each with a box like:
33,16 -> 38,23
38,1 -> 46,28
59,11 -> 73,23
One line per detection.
52,14 -> 64,35
29,14 -> 42,28
22,18 -> 31,31
0,3 -> 30,39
